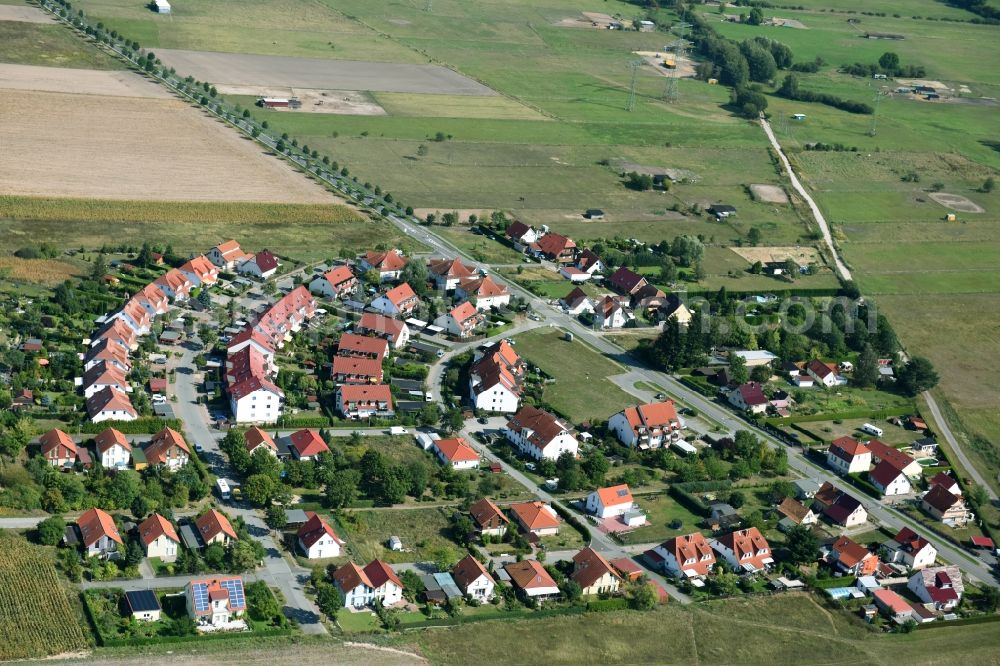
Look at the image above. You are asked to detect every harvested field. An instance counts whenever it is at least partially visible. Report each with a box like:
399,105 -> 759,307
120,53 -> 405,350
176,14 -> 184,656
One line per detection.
0,256 -> 81,285
216,85 -> 386,115
750,183 -> 789,204
928,191 -> 985,213
0,63 -> 170,98
554,12 -> 622,29
0,89 -> 333,202
731,245 -> 821,265
156,49 -> 497,96
0,4 -> 55,23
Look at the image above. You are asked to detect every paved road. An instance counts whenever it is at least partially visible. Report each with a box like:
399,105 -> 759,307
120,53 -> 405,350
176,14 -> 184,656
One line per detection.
171,342 -> 328,635
923,392 -> 998,500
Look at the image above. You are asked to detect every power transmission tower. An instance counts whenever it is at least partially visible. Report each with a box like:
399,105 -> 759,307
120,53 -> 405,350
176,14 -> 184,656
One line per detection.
626,60 -> 642,111
867,89 -> 883,136
661,22 -> 691,104
778,111 -> 788,135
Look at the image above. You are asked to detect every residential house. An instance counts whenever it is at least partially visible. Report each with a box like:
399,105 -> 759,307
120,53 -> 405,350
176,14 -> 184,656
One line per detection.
84,338 -> 132,373
244,426 -> 278,457
575,249 -> 605,275
248,286 -> 316,348
560,287 -> 594,315
110,300 -> 152,336
882,527 -> 937,571
469,498 -> 509,537
94,427 -> 131,469
288,429 -> 330,461
124,590 -> 161,622
195,509 -> 238,547
337,333 -> 389,362
357,312 -> 410,349
921,485 -> 971,527
608,400 -> 683,449
794,478 -> 822,500
659,294 -> 692,326
132,284 -> 169,317
82,360 -> 129,399
370,282 -> 420,317
455,276 -> 510,311
360,249 -> 407,282
774,497 -> 817,531
144,427 -> 190,469
632,283 -> 667,312
710,528 -> 773,574
208,240 -> 251,270
39,428 -> 79,468
508,501 -> 561,537
532,233 -> 577,265
806,359 -> 847,387
907,566 -> 963,611
86,386 -> 138,423
595,295 -> 630,329
928,472 -> 961,496
432,437 -> 480,470
571,547 -> 622,596
297,511 -> 345,559
331,355 -> 384,384
505,222 -> 540,250
178,255 -> 220,288
872,589 -> 916,624
469,340 -> 524,413
185,577 -> 246,628
504,560 -> 560,601
452,555 -> 495,601
822,489 -> 868,528
309,266 -> 358,299
229,375 -> 284,424
866,439 -> 922,479
585,484 -> 634,519
138,513 -> 180,563
826,436 -> 872,476
364,559 -> 404,606
504,405 -> 579,461
728,382 -> 769,415
651,533 -> 716,579
153,269 -> 193,302
869,460 -> 912,497
333,562 -> 374,609
337,384 -> 394,419
830,536 -> 879,576
435,301 -> 485,338
237,249 -> 279,279
226,329 -> 276,362
77,508 -> 123,558
93,318 -> 139,353
10,388 -> 34,411
428,258 -> 477,291
607,267 -> 648,298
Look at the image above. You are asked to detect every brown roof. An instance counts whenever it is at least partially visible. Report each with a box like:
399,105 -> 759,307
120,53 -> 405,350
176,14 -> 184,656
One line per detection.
364,559 -> 403,589
824,493 -> 864,525
509,501 -> 560,531
333,561 -> 371,592
138,513 -> 179,546
505,560 -> 557,590
469,498 -> 509,529
608,266 -> 647,294
195,509 -> 238,543
571,547 -> 620,589
364,249 -> 407,272
94,427 -> 131,454
831,535 -> 871,568
561,286 -> 590,308
715,527 -> 771,570
78,508 -> 123,547
145,427 -> 190,465
866,439 -> 915,470
923,485 -> 964,513
505,405 -> 573,452
452,554 -> 493,589
40,429 -> 78,458
245,425 -> 277,453
428,257 -> 476,279
534,232 -> 576,258
813,481 -> 842,508
338,333 -> 389,360
297,511 -> 343,549
775,497 -> 812,523
86,386 -> 137,419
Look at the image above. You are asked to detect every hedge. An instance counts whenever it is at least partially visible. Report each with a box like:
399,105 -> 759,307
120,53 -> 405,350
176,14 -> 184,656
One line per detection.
78,418 -> 182,434
551,502 -> 592,543
678,376 -> 716,398
916,613 -> 1000,630
586,598 -> 629,612
667,486 -> 710,518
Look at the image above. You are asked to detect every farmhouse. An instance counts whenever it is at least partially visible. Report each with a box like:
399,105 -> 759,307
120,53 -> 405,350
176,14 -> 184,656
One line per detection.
651,532 -> 716,579
370,283 -> 420,317
882,527 -> 937,570
86,386 -> 138,423
138,513 -> 180,563
195,509 -> 238,547
509,501 -> 561,537
469,498 -> 510,537
710,528 -> 773,574
186,577 -> 246,629
452,555 -> 495,601
237,249 -> 279,279
585,484 -> 634,518
560,287 -> 594,315
428,258 -> 477,291
827,436 -> 872,476
76,507 -> 123,558
571,547 -> 622,596
455,276 -> 510,311
435,301 -> 485,338
360,249 -> 407,281
337,383 -> 394,419
504,405 -> 579,460
297,511 -> 344,559
728,382 -> 768,414
504,560 -> 560,602
469,340 -> 525,413
208,240 -> 251,270
358,312 -> 410,349
432,437 -> 480,470
309,265 -> 358,299
39,428 -> 80,468
94,427 -> 131,469
144,427 -> 190,469
921,485 -> 971,527
829,536 -> 879,576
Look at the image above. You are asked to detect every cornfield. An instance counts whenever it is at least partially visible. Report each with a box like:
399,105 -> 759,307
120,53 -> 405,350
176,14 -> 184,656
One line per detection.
0,532 -> 88,660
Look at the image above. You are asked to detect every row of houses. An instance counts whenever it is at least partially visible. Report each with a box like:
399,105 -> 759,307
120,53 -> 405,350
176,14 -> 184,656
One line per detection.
648,527 -> 774,579
39,426 -> 190,472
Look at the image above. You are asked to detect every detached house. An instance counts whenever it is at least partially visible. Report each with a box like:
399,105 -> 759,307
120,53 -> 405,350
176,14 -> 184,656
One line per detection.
827,436 -> 872,476
360,249 -> 407,282
928,472 -> 961,496
456,276 -> 510,311
297,511 -> 344,559
138,513 -> 180,563
77,508 -> 123,558
208,240 -> 251,270
288,429 -> 329,461
921,485 -> 971,527
829,535 -> 879,576
195,509 -> 238,547
728,382 -> 769,415
651,532 -> 716,579
560,287 -> 594,315
39,428 -> 80,468
571,547 -> 622,596
509,501 -> 561,537
452,555 -> 495,601
710,528 -> 773,574
370,282 -> 420,317
774,497 -> 817,531
821,488 -> 868,528
607,267 -> 648,297
94,427 -> 131,469
244,426 -> 278,457
608,400 -> 683,449
186,577 -> 246,628
585,484 -> 634,519
505,560 -> 560,602
575,249 -> 605,275
435,301 -> 485,338
357,313 -> 410,349
532,232 -> 577,265
469,498 -> 509,537
337,384 -> 394,419
432,437 -> 480,470
469,340 -> 524,413
144,427 -> 190,469
229,375 -> 284,424
907,566 -> 963,611
882,527 -> 937,571
179,255 -> 220,288
595,295 -> 630,329
806,359 -> 847,387
869,460 -> 912,497
309,265 -> 358,299
866,439 -> 922,479
505,222 -> 540,250
428,258 -> 477,291
237,249 -> 279,279
504,405 -> 578,461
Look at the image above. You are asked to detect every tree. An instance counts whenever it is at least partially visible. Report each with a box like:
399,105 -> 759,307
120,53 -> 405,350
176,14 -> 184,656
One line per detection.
747,227 -> 762,246
747,7 -> 764,25
767,479 -> 796,503
750,364 -> 771,383
897,356 -> 939,396
878,51 -> 900,74
625,171 -> 654,191
315,581 -> 342,619
732,86 -> 769,117
433,546 -> 459,573
853,343 -> 879,388
784,525 -> 819,564
973,586 -> 1000,612
728,353 -> 749,385
659,256 -> 678,284
739,41 -> 776,82
228,539 -> 260,573
36,516 -> 65,545
264,505 -> 287,531
982,176 -> 995,193
125,539 -> 145,567
769,41 -> 793,69
560,579 -> 582,602
777,73 -> 799,99
243,474 -> 276,507
399,260 -> 430,297
626,580 -> 657,610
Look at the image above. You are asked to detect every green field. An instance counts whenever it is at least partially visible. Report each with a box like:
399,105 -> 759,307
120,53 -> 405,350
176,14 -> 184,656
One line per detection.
336,507 -> 458,564
513,328 -> 636,423
0,21 -> 123,69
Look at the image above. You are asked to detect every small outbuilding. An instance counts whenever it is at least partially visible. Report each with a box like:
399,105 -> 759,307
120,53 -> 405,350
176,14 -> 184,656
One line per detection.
154,0 -> 171,14
124,589 -> 161,622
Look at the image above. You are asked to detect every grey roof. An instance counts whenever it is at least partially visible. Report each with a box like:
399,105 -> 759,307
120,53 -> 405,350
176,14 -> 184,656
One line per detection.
421,572 -> 462,600
285,509 -> 309,525
153,403 -> 176,419
409,341 -> 441,354
396,400 -> 426,413
794,479 -> 822,497
179,522 -> 202,550
391,377 -> 423,391
125,589 -> 161,613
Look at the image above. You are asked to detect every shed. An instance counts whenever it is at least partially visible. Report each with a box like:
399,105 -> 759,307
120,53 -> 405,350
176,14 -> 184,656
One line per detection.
387,536 -> 403,551
584,209 -> 605,219
154,0 -> 170,14
284,509 -> 309,526
124,590 -> 161,622
179,522 -> 202,550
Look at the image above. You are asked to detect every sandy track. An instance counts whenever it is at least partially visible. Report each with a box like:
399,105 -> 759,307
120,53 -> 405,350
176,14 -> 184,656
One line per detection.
0,4 -> 55,23
0,89 -> 333,203
155,49 -> 496,96
0,63 -> 172,98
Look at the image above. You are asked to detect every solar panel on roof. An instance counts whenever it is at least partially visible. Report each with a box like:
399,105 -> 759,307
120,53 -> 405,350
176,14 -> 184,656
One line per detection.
192,583 -> 210,612
220,578 -> 245,608
125,589 -> 160,613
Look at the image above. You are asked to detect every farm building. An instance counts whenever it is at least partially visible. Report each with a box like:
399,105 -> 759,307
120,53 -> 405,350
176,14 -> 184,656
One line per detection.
154,0 -> 171,14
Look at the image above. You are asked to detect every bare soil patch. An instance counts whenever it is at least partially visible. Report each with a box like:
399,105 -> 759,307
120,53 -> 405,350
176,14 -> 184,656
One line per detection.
0,63 -> 170,98
555,12 -> 628,29
731,246 -> 821,265
634,51 -> 697,79
0,90 -> 333,202
767,17 -> 807,28
750,184 -> 789,204
216,84 -> 386,115
156,49 -> 496,96
43,642 -> 424,666
615,161 -> 700,182
0,4 -> 55,23
928,192 -> 985,213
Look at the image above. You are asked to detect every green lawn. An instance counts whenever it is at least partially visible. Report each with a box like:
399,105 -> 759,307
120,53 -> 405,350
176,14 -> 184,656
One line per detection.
432,226 -> 527,265
795,418 -> 921,446
336,608 -> 383,634
336,507 -> 459,564
0,22 -> 123,70
512,328 -> 636,423
790,385 -> 915,418
616,492 -> 706,545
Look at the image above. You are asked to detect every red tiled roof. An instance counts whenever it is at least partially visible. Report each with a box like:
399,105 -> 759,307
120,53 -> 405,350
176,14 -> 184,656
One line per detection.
332,355 -> 383,382
145,427 -> 190,465
807,359 -> 836,378
94,427 -> 131,454
571,547 -> 620,589
831,535 -> 871,568
364,559 -> 403,589
252,249 -> 279,273
428,257 -> 476,279
359,312 -> 407,341
469,498 -> 509,529
196,509 -> 238,543
338,333 -> 389,360
40,429 -> 78,458
608,266 -> 647,294
923,485 -> 963,512
339,383 -> 393,407
434,437 -> 479,463
869,459 -> 907,488
323,265 -> 356,287
364,249 -> 407,272
715,527 -> 771,570
736,382 -> 768,406
78,508 -> 123,547
139,513 -> 179,546
505,559 -> 557,590
333,561 -> 372,592
86,386 -> 137,419
383,282 -> 418,306
298,511 -> 343,549
452,554 -> 493,589
449,300 -> 479,324
245,426 -> 277,453
289,429 -> 329,458
829,436 -> 870,461
458,276 -> 508,298
595,484 -> 633,508
509,501 -> 560,531
535,232 -> 575,258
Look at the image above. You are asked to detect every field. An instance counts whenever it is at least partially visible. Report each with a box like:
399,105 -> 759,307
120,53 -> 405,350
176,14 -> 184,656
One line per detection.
433,226 -> 527,265
337,507 -> 458,564
0,532 -> 88,661
401,592 -> 1000,665
0,62 -> 171,97
795,417 -> 922,446
512,328 -> 636,423
0,21 -> 122,70
0,256 -> 82,285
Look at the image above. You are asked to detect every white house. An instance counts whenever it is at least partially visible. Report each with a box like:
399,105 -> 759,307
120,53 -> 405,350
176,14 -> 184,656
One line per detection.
309,265 -> 358,299
468,340 -> 524,413
138,513 -> 180,563
826,436 -> 872,476
94,427 -> 131,469
608,400 -> 683,449
86,386 -> 138,423
504,560 -> 560,601
153,269 -> 193,302
229,376 -> 284,424
435,301 -> 484,338
806,359 -> 848,387
333,562 -> 374,609
297,512 -> 344,560
186,577 -> 246,628
710,528 -> 774,574
455,276 -> 510,311
652,533 -> 716,579
178,255 -> 220,288
370,282 -> 419,317
907,566 -> 963,611
77,508 -> 123,558
596,296 -> 629,329
365,560 -> 404,606
360,249 -> 407,282
727,382 -> 769,415
869,460 -> 912,497
570,547 -> 622,596
882,528 -> 937,570
82,361 -> 130,399
585,484 -> 634,519
207,240 -> 250,270
452,555 -> 495,602
560,287 -> 594,315
237,250 -> 279,279
357,313 -> 410,350
431,437 -> 480,470
504,405 -> 579,461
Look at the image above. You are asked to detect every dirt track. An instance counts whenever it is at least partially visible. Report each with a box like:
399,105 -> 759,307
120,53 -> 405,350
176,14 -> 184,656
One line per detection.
156,49 -> 496,96
0,89 -> 334,202
0,63 -> 171,98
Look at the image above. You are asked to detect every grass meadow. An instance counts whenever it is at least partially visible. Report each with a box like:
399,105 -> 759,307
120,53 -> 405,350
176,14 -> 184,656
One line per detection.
0,21 -> 123,69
